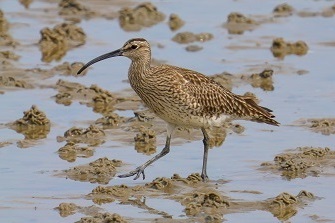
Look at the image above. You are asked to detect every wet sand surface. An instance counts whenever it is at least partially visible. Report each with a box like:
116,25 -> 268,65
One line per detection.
1,0 -> 335,222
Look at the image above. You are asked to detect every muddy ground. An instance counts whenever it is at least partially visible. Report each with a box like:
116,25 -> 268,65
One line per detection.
0,0 -> 335,223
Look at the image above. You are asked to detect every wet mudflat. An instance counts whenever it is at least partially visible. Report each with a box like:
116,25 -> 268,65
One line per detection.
1,0 -> 335,222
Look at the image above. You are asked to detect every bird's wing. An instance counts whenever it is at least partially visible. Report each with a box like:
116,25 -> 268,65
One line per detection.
154,65 -> 279,126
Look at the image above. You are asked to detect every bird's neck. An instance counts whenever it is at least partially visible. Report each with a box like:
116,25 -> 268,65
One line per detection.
128,57 -> 151,85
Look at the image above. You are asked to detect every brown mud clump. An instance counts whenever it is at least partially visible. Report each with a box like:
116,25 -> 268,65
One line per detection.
118,2 -> 165,31
181,189 -> 230,218
297,4 -> 335,18
209,72 -> 233,91
0,50 -> 20,67
58,142 -> 94,162
241,69 -> 274,91
273,3 -> 294,17
0,10 -> 9,33
39,23 -> 86,62
134,110 -> 156,122
89,85 -> 117,114
223,12 -> 258,34
55,202 -> 103,218
87,173 -> 315,222
58,0 -> 95,20
55,202 -> 78,217
89,184 -> 144,205
266,191 -> 314,221
75,212 -> 127,223
0,50 -> 20,60
0,141 -> 12,148
54,80 -> 117,114
172,32 -> 213,44
270,38 -> 308,58
62,157 -> 122,184
260,146 -> 335,179
171,173 -> 202,185
52,62 -> 86,76
0,10 -> 17,46
19,0 -> 33,9
13,105 -> 50,125
185,45 -> 203,52
95,113 -> 125,128
0,76 -> 32,89
58,125 -> 105,146
243,92 -> 260,104
207,127 -> 227,148
88,173 -> 203,205
146,177 -> 174,191
9,105 -> 50,140
321,4 -> 335,17
134,126 -> 156,155
296,118 -> 335,135
168,13 -> 184,31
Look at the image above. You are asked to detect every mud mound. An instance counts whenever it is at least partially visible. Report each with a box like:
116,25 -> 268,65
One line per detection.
39,23 -> 86,62
266,191 -> 314,221
223,12 -> 258,34
52,62 -> 86,76
260,146 -> 335,179
57,125 -> 105,146
75,212 -> 127,223
61,157 -> 122,184
182,189 -> 230,218
295,118 -> 335,135
118,2 -> 165,31
0,76 -> 32,89
134,126 -> 156,155
95,113 -> 125,128
168,13 -> 184,31
9,105 -> 50,140
58,142 -> 94,162
172,31 -> 213,44
54,80 -> 117,114
270,38 -> 308,58
0,10 -> 17,46
273,3 -> 294,17
241,69 -> 274,91
58,0 -> 95,20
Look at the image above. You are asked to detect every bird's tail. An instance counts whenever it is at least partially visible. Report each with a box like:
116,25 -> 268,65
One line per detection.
242,96 -> 280,126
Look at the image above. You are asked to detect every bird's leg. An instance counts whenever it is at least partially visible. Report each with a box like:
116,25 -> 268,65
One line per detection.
118,124 -> 176,180
201,128 -> 210,182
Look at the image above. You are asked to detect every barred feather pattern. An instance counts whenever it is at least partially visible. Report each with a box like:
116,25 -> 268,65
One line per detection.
128,56 -> 279,128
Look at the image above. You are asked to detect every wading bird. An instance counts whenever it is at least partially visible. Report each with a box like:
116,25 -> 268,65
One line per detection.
77,38 -> 279,181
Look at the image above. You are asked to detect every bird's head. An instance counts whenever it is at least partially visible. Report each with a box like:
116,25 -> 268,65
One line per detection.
77,38 -> 151,75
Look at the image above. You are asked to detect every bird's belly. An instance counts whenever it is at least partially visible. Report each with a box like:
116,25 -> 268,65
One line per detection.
157,111 -> 229,129
134,86 -> 229,128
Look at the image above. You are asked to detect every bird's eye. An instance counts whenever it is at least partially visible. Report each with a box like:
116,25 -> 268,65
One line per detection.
131,45 -> 138,49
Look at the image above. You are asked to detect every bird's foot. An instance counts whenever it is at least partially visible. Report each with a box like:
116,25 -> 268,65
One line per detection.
201,173 -> 209,182
118,166 -> 146,180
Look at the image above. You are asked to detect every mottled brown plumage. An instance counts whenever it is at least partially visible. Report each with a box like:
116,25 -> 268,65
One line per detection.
78,38 -> 279,181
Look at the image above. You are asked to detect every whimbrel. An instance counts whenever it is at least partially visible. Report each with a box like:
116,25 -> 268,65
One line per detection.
78,38 -> 279,181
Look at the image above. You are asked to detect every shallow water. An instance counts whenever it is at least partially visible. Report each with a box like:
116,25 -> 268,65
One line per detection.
1,0 -> 335,222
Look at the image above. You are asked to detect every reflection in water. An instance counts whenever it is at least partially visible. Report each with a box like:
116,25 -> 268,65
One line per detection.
58,142 -> 94,162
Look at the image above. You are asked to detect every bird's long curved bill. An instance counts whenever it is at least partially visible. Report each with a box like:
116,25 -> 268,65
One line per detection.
77,48 -> 123,75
